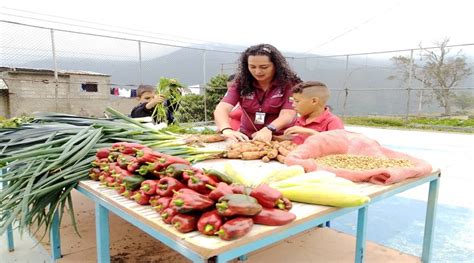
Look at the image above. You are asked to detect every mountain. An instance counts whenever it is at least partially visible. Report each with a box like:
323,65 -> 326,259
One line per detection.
15,45 -> 474,116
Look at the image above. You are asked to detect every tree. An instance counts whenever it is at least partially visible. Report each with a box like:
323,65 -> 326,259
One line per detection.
453,92 -> 474,112
389,38 -> 472,115
175,74 -> 229,123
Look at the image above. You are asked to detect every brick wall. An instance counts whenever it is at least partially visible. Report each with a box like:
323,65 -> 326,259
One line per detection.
0,71 -> 138,118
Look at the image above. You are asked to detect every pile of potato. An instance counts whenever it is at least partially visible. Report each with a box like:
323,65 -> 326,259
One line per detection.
223,140 -> 297,163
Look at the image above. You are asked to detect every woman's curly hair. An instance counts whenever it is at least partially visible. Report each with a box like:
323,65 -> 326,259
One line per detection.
235,44 -> 302,96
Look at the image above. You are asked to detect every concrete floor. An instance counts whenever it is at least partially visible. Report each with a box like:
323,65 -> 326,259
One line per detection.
1,126 -> 473,262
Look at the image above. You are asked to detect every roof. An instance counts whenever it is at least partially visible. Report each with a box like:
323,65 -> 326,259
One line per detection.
0,67 -> 110,77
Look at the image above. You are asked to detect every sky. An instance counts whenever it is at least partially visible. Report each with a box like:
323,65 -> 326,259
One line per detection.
1,0 -> 473,56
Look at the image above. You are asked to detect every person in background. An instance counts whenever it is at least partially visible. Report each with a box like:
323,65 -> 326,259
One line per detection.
283,81 -> 344,144
214,44 -> 302,142
131,85 -> 165,119
227,74 -> 242,131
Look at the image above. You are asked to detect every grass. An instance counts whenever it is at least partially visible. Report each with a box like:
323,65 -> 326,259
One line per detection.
343,116 -> 474,133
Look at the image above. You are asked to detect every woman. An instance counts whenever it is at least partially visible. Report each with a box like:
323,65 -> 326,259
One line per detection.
214,44 -> 302,142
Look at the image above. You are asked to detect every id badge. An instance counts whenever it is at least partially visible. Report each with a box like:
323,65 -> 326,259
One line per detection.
255,112 -> 266,124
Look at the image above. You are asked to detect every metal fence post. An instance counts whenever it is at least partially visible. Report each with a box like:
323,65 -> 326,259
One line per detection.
50,29 -> 59,112
138,40 -> 143,85
342,55 -> 349,118
203,50 -> 207,122
405,49 -> 414,121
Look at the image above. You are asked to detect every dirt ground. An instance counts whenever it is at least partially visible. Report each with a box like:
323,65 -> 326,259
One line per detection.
34,190 -> 419,263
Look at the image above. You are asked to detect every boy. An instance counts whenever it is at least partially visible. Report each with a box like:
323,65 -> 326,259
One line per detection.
283,81 -> 344,144
131,85 -> 165,119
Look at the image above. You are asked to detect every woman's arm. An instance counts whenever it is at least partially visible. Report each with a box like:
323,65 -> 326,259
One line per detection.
253,109 -> 296,142
214,102 -> 249,141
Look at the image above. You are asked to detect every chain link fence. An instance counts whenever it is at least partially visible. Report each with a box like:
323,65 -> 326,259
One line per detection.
1,20 -> 473,121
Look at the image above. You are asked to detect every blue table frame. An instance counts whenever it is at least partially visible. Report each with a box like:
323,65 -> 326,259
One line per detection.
71,170 -> 440,263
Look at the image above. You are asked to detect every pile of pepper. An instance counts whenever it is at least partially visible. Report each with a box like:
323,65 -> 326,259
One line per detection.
89,142 -> 297,241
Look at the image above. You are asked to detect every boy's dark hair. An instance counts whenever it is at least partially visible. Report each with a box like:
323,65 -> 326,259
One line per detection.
137,85 -> 155,97
292,81 -> 327,94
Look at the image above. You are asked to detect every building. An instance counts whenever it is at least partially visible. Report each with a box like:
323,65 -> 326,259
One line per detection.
0,67 -> 136,118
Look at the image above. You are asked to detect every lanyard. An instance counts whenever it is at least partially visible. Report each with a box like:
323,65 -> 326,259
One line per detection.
256,90 -> 267,111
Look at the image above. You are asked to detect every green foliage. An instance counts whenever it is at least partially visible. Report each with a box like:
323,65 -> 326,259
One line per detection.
344,116 -> 474,132
453,92 -> 474,111
0,116 -> 34,128
175,94 -> 205,123
176,74 -> 229,123
153,77 -> 184,123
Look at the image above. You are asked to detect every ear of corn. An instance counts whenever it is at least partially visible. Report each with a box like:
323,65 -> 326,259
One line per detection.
270,171 -> 355,188
256,165 -> 305,186
223,162 -> 250,186
278,184 -> 370,207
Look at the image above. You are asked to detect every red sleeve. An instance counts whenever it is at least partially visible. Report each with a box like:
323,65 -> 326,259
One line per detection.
221,83 -> 240,106
281,84 -> 295,110
327,116 -> 345,130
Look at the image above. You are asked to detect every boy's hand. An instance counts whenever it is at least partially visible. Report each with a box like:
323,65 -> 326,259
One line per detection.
284,126 -> 318,136
145,95 -> 165,109
152,94 -> 165,104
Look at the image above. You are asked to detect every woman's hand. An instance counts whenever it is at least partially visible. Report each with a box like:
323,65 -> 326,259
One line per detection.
284,126 -> 318,136
252,127 -> 273,143
222,129 -> 249,142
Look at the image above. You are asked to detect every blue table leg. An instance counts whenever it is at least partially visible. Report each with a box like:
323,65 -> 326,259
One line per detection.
421,177 -> 440,263
7,223 -> 14,252
2,168 -> 14,252
96,204 -> 110,263
355,206 -> 368,263
50,210 -> 62,260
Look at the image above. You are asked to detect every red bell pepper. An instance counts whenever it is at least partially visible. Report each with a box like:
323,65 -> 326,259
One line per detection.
250,183 -> 288,210
230,184 -> 252,195
160,207 -> 178,224
107,151 -> 121,162
197,210 -> 223,236
149,195 -> 161,207
164,163 -> 193,179
252,208 -> 296,226
152,197 -> 172,213
140,179 -> 160,195
112,165 -> 133,184
112,142 -> 149,155
96,148 -> 111,159
121,189 -> 134,199
203,168 -> 233,184
115,184 -> 127,195
282,197 -> 292,211
156,177 -> 185,197
89,168 -> 101,181
136,162 -> 162,177
216,194 -> 262,217
187,173 -> 217,195
172,214 -> 198,233
207,182 -> 234,201
91,158 -> 109,170
181,167 -> 203,182
131,190 -> 150,205
117,154 -> 135,169
127,159 -> 141,173
171,189 -> 214,213
103,176 -> 116,187
136,149 -> 162,163
216,217 -> 253,241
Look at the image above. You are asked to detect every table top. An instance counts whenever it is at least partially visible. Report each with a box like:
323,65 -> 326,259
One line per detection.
78,159 -> 440,258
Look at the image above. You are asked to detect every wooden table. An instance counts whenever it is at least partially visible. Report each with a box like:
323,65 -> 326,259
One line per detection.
75,164 -> 440,263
